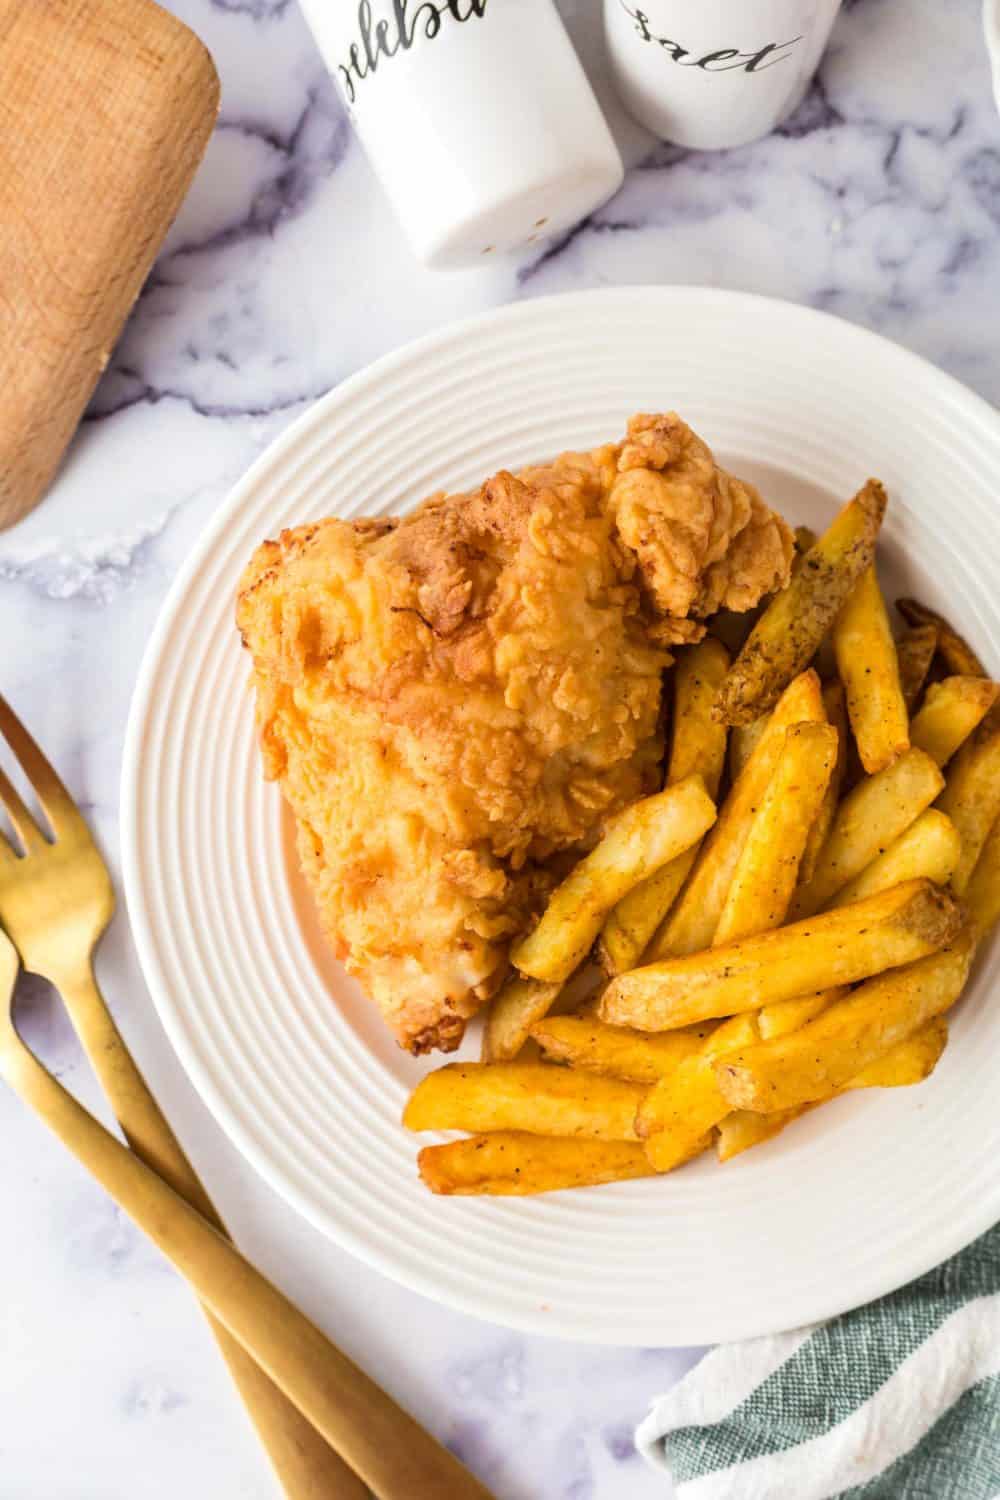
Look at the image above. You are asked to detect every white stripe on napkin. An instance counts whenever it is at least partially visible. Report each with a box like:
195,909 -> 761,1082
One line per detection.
637,1326 -> 816,1470
675,1292 -> 1000,1500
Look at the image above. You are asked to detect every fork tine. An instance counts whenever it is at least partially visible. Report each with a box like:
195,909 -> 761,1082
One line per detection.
0,694 -> 85,842
0,763 -> 49,854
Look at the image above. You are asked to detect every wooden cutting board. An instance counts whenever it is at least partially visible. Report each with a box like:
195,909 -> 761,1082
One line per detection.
0,0 -> 219,530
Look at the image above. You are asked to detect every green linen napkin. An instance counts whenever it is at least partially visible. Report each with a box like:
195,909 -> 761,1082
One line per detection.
637,1222 -> 1000,1498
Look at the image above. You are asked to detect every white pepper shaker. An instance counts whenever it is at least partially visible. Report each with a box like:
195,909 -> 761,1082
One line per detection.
299,0 -> 625,269
604,0 -> 844,151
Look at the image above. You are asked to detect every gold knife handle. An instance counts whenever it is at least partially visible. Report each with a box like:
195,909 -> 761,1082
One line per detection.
52,966 -> 369,1500
2,1035 -> 493,1500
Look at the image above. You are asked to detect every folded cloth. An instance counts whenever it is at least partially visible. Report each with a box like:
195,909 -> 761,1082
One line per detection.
637,1223 -> 1000,1499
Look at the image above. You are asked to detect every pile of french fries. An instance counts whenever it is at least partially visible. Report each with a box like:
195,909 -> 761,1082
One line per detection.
405,480 -> 1000,1195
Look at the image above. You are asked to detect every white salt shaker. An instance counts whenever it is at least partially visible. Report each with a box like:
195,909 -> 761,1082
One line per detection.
604,0 -> 844,151
298,0 -> 625,269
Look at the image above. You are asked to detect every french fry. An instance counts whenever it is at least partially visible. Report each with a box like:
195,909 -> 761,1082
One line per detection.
700,719 -> 834,1164
403,1063 -> 648,1141
910,677 -> 1000,767
601,880 -> 962,1031
717,1019 -> 948,1162
799,680 -> 848,885
897,598 -> 987,679
716,481 -> 887,726
599,641 -> 729,975
638,1014 -> 758,1173
713,928 -> 974,1113
829,809 -> 961,908
511,776 -> 716,983
716,534 -> 815,696
792,747 -> 945,916
757,988 -> 847,1041
964,816 -> 1000,939
848,1014 -> 949,1088
598,856 -> 694,977
833,565 -> 910,774
936,706 -> 1000,894
418,1133 -> 658,1195
713,722 -> 837,946
667,639 -> 732,789
716,1106 -> 808,1162
896,623 -> 939,711
529,1015 -> 714,1083
482,975 -> 564,1063
650,671 -> 826,959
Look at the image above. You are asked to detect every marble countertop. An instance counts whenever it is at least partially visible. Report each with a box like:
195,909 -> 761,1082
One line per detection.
2,1 -> 998,1495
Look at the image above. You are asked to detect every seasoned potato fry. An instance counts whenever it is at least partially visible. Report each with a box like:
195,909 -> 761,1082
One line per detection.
717,525 -> 830,694
713,722 -> 837,946
713,928 -> 974,1113
799,680 -> 848,885
849,1015 -> 949,1088
710,717 -> 839,1062
417,1133 -> 658,1195
667,639 -> 732,789
599,854 -> 695,977
650,671 -> 826,959
638,1014 -> 758,1172
602,880 -> 962,1031
896,623 -> 939,711
757,987 -> 847,1041
937,706 -> 1000,894
529,1015 -> 713,1083
910,677 -> 1000,767
964,817 -> 1000,939
511,776 -> 716,983
897,598 -> 987,679
792,747 -> 945,916
716,480 -> 887,726
482,975 -> 564,1063
716,1106 -> 808,1162
717,1020 -> 948,1162
600,641 -> 729,974
833,565 -> 909,773
403,1063 -> 648,1141
830,809 -> 961,908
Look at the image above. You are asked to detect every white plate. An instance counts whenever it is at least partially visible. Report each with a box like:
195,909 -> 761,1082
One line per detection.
985,0 -> 1000,113
122,287 -> 1000,1347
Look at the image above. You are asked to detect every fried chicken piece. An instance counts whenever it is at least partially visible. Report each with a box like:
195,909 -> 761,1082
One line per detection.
610,412 -> 794,620
237,413 -> 793,1053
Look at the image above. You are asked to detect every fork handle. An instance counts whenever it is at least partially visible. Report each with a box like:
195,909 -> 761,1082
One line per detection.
3,1039 -> 493,1500
55,966 -> 367,1500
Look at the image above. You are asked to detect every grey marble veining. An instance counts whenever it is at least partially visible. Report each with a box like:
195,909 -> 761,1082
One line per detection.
1,1 -> 998,1496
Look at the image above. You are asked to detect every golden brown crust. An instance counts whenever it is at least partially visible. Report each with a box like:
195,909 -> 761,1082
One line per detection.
237,413 -> 792,1053
608,414 -> 795,622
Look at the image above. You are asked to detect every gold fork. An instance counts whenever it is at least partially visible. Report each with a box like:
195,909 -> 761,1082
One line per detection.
0,920 -> 493,1499
0,695 -> 362,1498
0,695 -> 492,1500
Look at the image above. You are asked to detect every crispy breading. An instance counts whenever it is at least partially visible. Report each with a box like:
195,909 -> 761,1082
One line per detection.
608,413 -> 794,622
237,414 -> 793,1053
